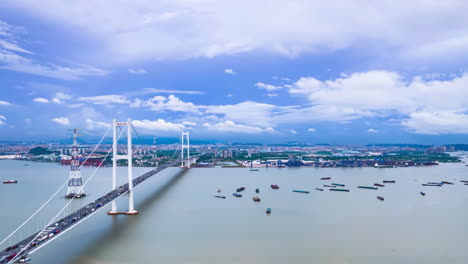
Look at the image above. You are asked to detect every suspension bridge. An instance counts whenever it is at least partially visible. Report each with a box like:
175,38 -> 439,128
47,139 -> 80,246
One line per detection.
0,119 -> 204,263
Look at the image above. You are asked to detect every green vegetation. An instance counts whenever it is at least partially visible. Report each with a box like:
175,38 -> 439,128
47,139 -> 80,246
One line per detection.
29,147 -> 52,156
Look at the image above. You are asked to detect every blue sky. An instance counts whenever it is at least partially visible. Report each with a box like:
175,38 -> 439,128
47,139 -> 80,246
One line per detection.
1,1 -> 468,144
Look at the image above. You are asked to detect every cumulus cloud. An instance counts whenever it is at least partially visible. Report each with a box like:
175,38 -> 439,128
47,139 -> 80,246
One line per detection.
402,111 -> 468,135
138,88 -> 203,95
51,97 -> 62,104
203,121 -> 275,134
289,129 -> 297,134
137,95 -> 200,113
0,100 -> 11,105
132,119 -> 187,132
255,82 -> 283,91
205,101 -> 277,127
367,128 -> 378,133
33,97 -> 49,103
78,95 -> 130,105
51,117 -> 70,126
286,71 -> 468,134
182,121 -> 197,126
224,69 -> 236,75
55,92 -> 72,100
307,128 -> 316,132
128,68 -> 147,74
85,119 -> 111,130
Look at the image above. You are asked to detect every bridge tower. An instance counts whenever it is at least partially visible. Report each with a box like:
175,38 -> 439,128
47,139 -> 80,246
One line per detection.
66,129 -> 85,199
181,131 -> 190,168
108,118 -> 138,215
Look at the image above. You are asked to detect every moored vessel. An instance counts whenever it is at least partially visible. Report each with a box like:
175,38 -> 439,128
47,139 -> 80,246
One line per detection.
3,180 -> 17,184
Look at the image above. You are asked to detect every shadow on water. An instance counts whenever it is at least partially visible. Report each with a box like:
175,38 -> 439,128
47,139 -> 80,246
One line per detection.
68,168 -> 190,264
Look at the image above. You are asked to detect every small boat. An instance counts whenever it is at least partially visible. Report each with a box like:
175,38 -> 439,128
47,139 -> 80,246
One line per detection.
332,183 -> 345,187
420,192 -> 426,196
383,180 -> 396,183
377,196 -> 384,201
460,180 -> 468,183
233,193 -> 242,198
3,180 -> 17,184
253,197 -> 261,202
271,184 -> 279,189
358,186 -> 378,190
323,185 -> 336,188
266,208 -> 271,214
214,195 -> 226,199
315,188 -> 324,191
329,188 -> 350,192
374,183 -> 385,187
18,257 -> 31,263
441,181 -> 454,185
422,183 -> 442,187
321,177 -> 331,180
217,189 -> 221,193
255,188 -> 260,193
236,187 -> 245,192
250,169 -> 259,171
293,190 -> 309,194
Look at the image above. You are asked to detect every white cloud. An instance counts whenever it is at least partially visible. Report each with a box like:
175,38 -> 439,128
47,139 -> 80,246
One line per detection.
205,101 -> 277,127
78,95 -> 130,105
132,119 -> 187,132
140,95 -> 199,113
285,71 -> 468,134
0,115 -> 5,125
0,39 -> 32,54
5,1 -> 468,64
51,97 -> 62,104
33,97 -> 49,103
55,92 -> 72,100
182,121 -> 197,126
24,118 -> 31,126
51,117 -> 70,126
0,49 -> 108,80
85,119 -> 110,130
224,69 -> 236,75
139,88 -> 203,95
128,68 -> 147,74
307,128 -> 316,132
255,82 -> 283,91
0,100 -> 11,105
289,129 -> 297,134
0,20 -> 108,80
367,128 -> 379,133
402,111 -> 468,135
266,93 -> 278,97
203,121 -> 274,134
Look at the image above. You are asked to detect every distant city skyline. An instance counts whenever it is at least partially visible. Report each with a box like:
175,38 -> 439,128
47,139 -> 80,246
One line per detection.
1,1 -> 468,144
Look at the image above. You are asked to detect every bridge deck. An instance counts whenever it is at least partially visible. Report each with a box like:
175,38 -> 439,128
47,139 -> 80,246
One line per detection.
0,155 -> 200,263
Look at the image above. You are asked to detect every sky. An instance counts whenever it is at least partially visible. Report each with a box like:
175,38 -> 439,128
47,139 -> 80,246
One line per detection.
1,0 -> 468,144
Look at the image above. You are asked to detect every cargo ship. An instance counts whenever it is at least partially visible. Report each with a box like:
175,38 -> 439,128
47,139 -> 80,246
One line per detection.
3,180 -> 17,184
